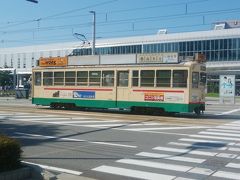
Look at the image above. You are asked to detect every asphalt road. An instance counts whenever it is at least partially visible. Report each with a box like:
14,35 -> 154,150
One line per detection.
1,98 -> 240,180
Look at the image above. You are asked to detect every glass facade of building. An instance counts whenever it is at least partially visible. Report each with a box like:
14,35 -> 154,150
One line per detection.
71,38 -> 240,62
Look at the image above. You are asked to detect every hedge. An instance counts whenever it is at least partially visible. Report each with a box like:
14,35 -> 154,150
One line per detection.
0,135 -> 22,172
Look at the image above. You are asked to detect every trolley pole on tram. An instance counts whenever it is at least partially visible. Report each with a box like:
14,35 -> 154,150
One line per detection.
90,11 -> 96,55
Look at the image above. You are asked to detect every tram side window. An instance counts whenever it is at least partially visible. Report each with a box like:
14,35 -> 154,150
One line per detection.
192,72 -> 199,88
77,71 -> 88,86
117,71 -> 129,87
54,72 -> 64,86
65,71 -> 76,86
89,71 -> 101,86
43,72 -> 53,86
34,72 -> 41,86
141,70 -> 154,87
200,72 -> 206,85
102,71 -> 114,87
132,70 -> 139,87
173,70 -> 188,88
156,70 -> 171,87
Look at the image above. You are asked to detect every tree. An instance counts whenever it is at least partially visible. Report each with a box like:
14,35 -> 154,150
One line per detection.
0,71 -> 13,87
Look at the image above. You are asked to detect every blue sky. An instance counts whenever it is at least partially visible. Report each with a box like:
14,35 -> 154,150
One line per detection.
0,0 -> 239,47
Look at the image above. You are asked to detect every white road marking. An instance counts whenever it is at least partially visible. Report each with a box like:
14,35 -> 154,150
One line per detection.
174,178 -> 196,180
216,153 -> 237,159
10,117 -> 70,121
168,142 -> 227,150
215,108 -> 240,115
179,138 -> 232,145
212,171 -> 240,180
78,123 -> 126,127
153,146 -> 217,156
16,132 -> 137,148
22,161 -> 82,175
117,159 -> 192,172
190,134 -> 240,141
136,152 -> 205,163
216,125 -> 240,130
188,167 -> 214,175
121,126 -> 209,131
226,163 -> 240,169
92,165 -> 175,180
228,147 -> 240,152
199,131 -> 240,138
207,128 -> 240,134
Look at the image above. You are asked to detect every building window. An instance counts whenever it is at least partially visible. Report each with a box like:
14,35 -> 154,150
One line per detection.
17,58 -> 20,68
31,57 -> 35,67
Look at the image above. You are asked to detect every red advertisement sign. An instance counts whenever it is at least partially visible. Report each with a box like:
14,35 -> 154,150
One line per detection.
144,93 -> 164,101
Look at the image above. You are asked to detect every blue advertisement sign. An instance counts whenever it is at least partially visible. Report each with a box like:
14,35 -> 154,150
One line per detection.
73,91 -> 95,99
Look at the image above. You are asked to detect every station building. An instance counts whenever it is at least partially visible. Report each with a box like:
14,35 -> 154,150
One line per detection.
0,20 -> 240,92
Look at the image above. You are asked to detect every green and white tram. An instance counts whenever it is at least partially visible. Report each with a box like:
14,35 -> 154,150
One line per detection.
32,53 -> 206,114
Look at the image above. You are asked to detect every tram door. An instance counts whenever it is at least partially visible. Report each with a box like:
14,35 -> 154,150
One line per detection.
116,71 -> 129,108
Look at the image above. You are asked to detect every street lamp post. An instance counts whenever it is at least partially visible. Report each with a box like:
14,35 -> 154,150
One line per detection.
89,11 -> 96,55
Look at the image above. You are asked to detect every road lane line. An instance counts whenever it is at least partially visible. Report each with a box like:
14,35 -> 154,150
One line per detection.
153,146 -> 217,156
22,161 -> 82,175
215,108 -> 240,115
10,117 -> 70,121
136,152 -> 205,163
50,120 -> 123,124
212,171 -> 240,180
92,165 -> 175,180
15,132 -> 137,148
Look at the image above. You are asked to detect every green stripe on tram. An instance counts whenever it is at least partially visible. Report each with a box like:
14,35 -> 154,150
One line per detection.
32,98 -> 200,113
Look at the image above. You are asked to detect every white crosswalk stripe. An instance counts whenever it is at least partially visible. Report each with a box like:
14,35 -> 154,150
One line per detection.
117,159 -> 192,172
199,131 -> 240,137
212,171 -> 240,180
136,152 -> 206,163
153,146 -> 218,156
92,165 -> 176,180
179,138 -> 234,145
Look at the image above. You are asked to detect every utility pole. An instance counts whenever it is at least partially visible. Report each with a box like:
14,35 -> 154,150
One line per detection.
90,11 -> 96,55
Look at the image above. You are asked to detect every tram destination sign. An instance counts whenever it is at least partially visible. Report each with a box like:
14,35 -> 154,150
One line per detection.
39,57 -> 68,67
137,53 -> 178,64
